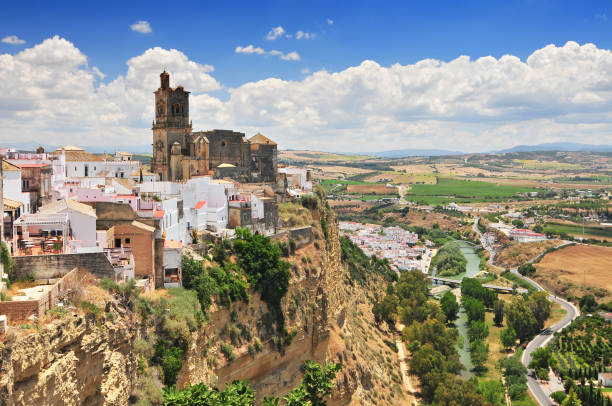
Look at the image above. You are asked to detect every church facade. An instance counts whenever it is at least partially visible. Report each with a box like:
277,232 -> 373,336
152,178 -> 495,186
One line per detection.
151,71 -> 277,183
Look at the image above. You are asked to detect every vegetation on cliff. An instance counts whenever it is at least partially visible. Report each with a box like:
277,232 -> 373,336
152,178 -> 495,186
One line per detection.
339,236 -> 397,285
163,360 -> 341,406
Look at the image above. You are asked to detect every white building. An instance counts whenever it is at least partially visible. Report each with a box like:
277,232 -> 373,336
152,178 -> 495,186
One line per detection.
2,160 -> 33,213
38,199 -> 98,249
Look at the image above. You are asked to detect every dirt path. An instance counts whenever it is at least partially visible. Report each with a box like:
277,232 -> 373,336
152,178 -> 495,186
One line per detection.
396,323 -> 418,405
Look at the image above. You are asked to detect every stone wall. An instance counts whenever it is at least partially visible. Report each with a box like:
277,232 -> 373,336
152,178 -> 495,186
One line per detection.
0,301 -> 39,324
0,268 -> 81,323
289,226 -> 314,249
13,252 -> 114,280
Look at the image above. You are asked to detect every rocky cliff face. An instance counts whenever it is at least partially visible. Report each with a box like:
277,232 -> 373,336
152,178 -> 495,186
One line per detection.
178,207 -> 408,405
0,206 -> 407,405
0,312 -> 137,406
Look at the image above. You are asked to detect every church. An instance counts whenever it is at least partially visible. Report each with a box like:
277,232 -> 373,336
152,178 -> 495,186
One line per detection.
151,71 -> 278,183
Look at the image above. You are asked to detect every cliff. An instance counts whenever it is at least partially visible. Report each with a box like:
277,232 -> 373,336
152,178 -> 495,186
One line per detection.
0,312 -> 137,406
0,202 -> 407,405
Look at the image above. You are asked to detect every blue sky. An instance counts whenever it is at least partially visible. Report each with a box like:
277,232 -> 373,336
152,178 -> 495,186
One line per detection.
2,0 -> 612,152
4,0 -> 612,87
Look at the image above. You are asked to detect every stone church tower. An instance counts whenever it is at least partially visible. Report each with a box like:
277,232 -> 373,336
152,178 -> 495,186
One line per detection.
150,71 -> 277,182
151,71 -> 193,181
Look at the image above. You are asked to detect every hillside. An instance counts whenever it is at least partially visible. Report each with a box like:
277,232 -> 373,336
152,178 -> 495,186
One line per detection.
0,195 -> 406,405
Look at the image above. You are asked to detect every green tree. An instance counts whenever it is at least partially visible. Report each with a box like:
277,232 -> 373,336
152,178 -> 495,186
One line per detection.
505,296 -> 538,342
494,300 -> 504,326
562,387 -> 581,406
579,294 -> 598,313
470,339 -> 489,372
478,379 -> 504,406
432,373 -> 485,406
282,361 -> 342,406
233,227 -> 290,308
468,320 -> 489,342
463,297 -> 485,323
372,294 -> 399,327
440,290 -> 459,323
529,291 -> 552,331
500,327 -> 517,350
529,347 -> 555,371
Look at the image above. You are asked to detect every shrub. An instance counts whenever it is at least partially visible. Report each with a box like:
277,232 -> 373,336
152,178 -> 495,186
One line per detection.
220,343 -> 235,361
80,301 -> 102,317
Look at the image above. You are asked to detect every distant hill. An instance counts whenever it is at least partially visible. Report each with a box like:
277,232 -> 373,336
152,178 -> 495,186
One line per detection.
496,142 -> 612,153
367,148 -> 463,158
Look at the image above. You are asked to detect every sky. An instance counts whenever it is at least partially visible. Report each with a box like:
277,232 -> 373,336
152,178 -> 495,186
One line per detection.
2,0 -> 612,153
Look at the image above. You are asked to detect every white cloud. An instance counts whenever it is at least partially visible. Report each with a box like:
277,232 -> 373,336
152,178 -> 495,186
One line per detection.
130,21 -> 152,34
296,31 -> 315,40
235,45 -> 265,55
236,45 -> 300,61
266,26 -> 285,40
2,35 -> 25,45
327,18 -> 334,25
301,68 -> 310,74
4,38 -> 612,152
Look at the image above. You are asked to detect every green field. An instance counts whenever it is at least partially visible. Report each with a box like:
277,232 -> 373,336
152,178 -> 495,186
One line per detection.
403,178 -> 539,205
543,222 -> 612,239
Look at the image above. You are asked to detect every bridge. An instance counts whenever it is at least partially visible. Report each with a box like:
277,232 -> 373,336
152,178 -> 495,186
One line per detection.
428,276 -> 527,294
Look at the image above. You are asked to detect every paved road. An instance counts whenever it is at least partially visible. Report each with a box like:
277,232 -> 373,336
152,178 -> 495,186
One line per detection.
473,217 -> 581,405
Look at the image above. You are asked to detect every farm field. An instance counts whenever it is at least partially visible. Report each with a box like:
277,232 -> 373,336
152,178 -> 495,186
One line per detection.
534,244 -> 612,300
403,178 -> 540,205
543,222 -> 612,241
494,240 -> 564,269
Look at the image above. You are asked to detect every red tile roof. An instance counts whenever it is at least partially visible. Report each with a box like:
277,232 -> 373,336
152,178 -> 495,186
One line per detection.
153,210 -> 165,219
195,201 -> 207,210
14,163 -> 51,168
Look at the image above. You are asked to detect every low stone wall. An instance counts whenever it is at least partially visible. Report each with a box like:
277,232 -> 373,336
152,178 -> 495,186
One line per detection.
12,252 -> 114,280
0,268 -> 81,323
288,226 -> 314,249
0,301 -> 39,323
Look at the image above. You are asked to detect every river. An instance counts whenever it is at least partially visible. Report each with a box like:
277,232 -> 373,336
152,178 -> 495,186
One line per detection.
433,241 -> 481,378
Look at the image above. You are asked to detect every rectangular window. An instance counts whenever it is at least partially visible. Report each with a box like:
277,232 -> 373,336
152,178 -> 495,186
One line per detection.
125,238 -> 131,244
115,238 -> 121,247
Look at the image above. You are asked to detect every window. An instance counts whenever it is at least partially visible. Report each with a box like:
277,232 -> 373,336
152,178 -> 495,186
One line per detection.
115,238 -> 121,247
125,238 -> 131,244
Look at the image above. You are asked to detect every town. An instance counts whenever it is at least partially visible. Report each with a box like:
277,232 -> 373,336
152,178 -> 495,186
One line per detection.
0,72 -> 313,323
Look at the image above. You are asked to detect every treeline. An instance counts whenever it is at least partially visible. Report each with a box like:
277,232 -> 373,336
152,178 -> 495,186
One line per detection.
164,360 -> 341,405
431,242 -> 467,277
372,271 -> 486,405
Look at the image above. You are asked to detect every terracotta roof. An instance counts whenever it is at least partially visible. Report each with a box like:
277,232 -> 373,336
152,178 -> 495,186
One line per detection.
131,220 -> 155,233
165,240 -> 182,248
64,150 -> 103,162
12,163 -> 50,168
39,199 -> 97,218
3,198 -> 22,210
113,178 -> 135,189
195,201 -> 207,210
2,160 -> 20,172
153,210 -> 165,219
249,132 -> 277,146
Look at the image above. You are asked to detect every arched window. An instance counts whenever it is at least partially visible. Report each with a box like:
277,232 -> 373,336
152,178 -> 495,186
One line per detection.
173,103 -> 183,116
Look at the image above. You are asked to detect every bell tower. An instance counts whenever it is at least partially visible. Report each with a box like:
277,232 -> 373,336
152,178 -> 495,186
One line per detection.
151,71 -> 192,181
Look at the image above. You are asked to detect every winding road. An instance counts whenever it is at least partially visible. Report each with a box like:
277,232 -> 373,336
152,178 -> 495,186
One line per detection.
473,217 -> 580,405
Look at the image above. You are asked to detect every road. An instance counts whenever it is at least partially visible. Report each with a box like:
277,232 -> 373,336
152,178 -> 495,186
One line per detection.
513,271 -> 579,406
472,217 -> 580,405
